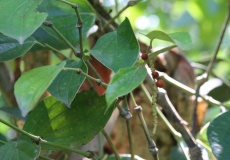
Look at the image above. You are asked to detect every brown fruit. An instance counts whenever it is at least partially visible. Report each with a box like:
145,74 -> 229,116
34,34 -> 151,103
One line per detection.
152,71 -> 159,79
156,79 -> 164,88
141,53 -> 148,60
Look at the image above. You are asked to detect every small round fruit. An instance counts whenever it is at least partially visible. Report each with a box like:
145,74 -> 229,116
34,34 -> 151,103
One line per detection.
152,71 -> 159,79
156,79 -> 164,88
141,53 -> 148,60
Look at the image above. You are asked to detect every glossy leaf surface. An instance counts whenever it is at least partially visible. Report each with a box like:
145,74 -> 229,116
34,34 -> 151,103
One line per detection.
14,62 -> 66,117
0,35 -> 36,62
90,18 -> 139,72
207,111 -> 230,160
0,0 -> 47,44
31,0 -> 95,50
106,66 -> 147,107
0,140 -> 40,160
22,91 -> 114,150
48,60 -> 87,107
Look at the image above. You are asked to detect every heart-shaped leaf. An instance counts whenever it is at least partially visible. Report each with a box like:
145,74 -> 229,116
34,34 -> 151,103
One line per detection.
0,0 -> 47,44
0,35 -> 36,62
90,18 -> 139,72
207,111 -> 230,160
31,0 -> 95,51
145,31 -> 192,50
106,66 -> 147,107
48,60 -> 87,107
21,91 -> 114,150
0,140 -> 40,160
14,61 -> 66,117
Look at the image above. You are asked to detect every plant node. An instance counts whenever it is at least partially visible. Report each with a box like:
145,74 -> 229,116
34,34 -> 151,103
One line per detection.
43,21 -> 53,27
134,105 -> 142,112
34,136 -> 42,145
72,4 -> 78,9
128,1 -> 138,6
97,79 -> 102,86
76,69 -> 82,74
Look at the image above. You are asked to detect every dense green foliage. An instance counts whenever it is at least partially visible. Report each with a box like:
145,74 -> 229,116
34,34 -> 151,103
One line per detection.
0,0 -> 230,160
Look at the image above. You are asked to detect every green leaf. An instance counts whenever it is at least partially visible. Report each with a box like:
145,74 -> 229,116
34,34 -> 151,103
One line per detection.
0,0 -> 47,44
207,111 -> 230,160
90,18 -> 139,72
0,140 -> 40,160
169,32 -> 192,50
0,107 -> 24,120
106,67 -> 147,107
31,0 -> 95,51
145,31 -> 192,50
21,91 -> 114,150
0,35 -> 36,62
48,60 -> 87,107
14,62 -> 66,117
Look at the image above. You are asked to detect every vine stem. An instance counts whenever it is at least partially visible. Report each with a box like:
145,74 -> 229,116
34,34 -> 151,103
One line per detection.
71,2 -> 84,58
157,72 -> 222,106
206,2 -> 230,78
0,118 -> 93,158
192,2 -> 230,135
140,83 -> 182,140
121,97 -> 134,160
103,1 -> 139,29
36,42 -> 68,60
101,129 -> 121,160
43,21 -> 78,56
130,92 -> 159,160
63,67 -> 107,87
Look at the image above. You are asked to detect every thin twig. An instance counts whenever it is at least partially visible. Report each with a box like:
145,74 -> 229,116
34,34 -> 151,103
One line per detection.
102,129 -> 121,160
156,89 -> 203,160
123,97 -> 134,160
36,42 -> 68,60
43,21 -> 78,55
0,118 -> 93,158
157,72 -> 222,106
72,3 -> 84,58
140,83 -> 182,140
103,1 -> 138,29
130,92 -> 159,160
191,2 -> 230,135
63,67 -> 108,87
206,2 -> 230,78
85,60 -> 103,80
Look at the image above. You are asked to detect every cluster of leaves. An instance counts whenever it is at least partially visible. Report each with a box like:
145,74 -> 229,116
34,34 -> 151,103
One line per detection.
0,0 -> 230,160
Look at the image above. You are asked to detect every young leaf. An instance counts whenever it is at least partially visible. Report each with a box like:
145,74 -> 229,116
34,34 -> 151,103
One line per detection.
0,0 -> 47,44
21,91 -> 114,150
145,30 -> 192,50
14,61 -> 66,117
169,32 -> 192,50
31,0 -> 95,51
207,111 -> 230,160
48,60 -> 87,107
90,18 -> 139,72
0,35 -> 36,62
106,66 -> 147,107
0,140 -> 40,160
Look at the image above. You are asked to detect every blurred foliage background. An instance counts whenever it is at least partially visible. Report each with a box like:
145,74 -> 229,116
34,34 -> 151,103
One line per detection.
0,1 -> 230,159
103,0 -> 230,102
105,0 -> 229,75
